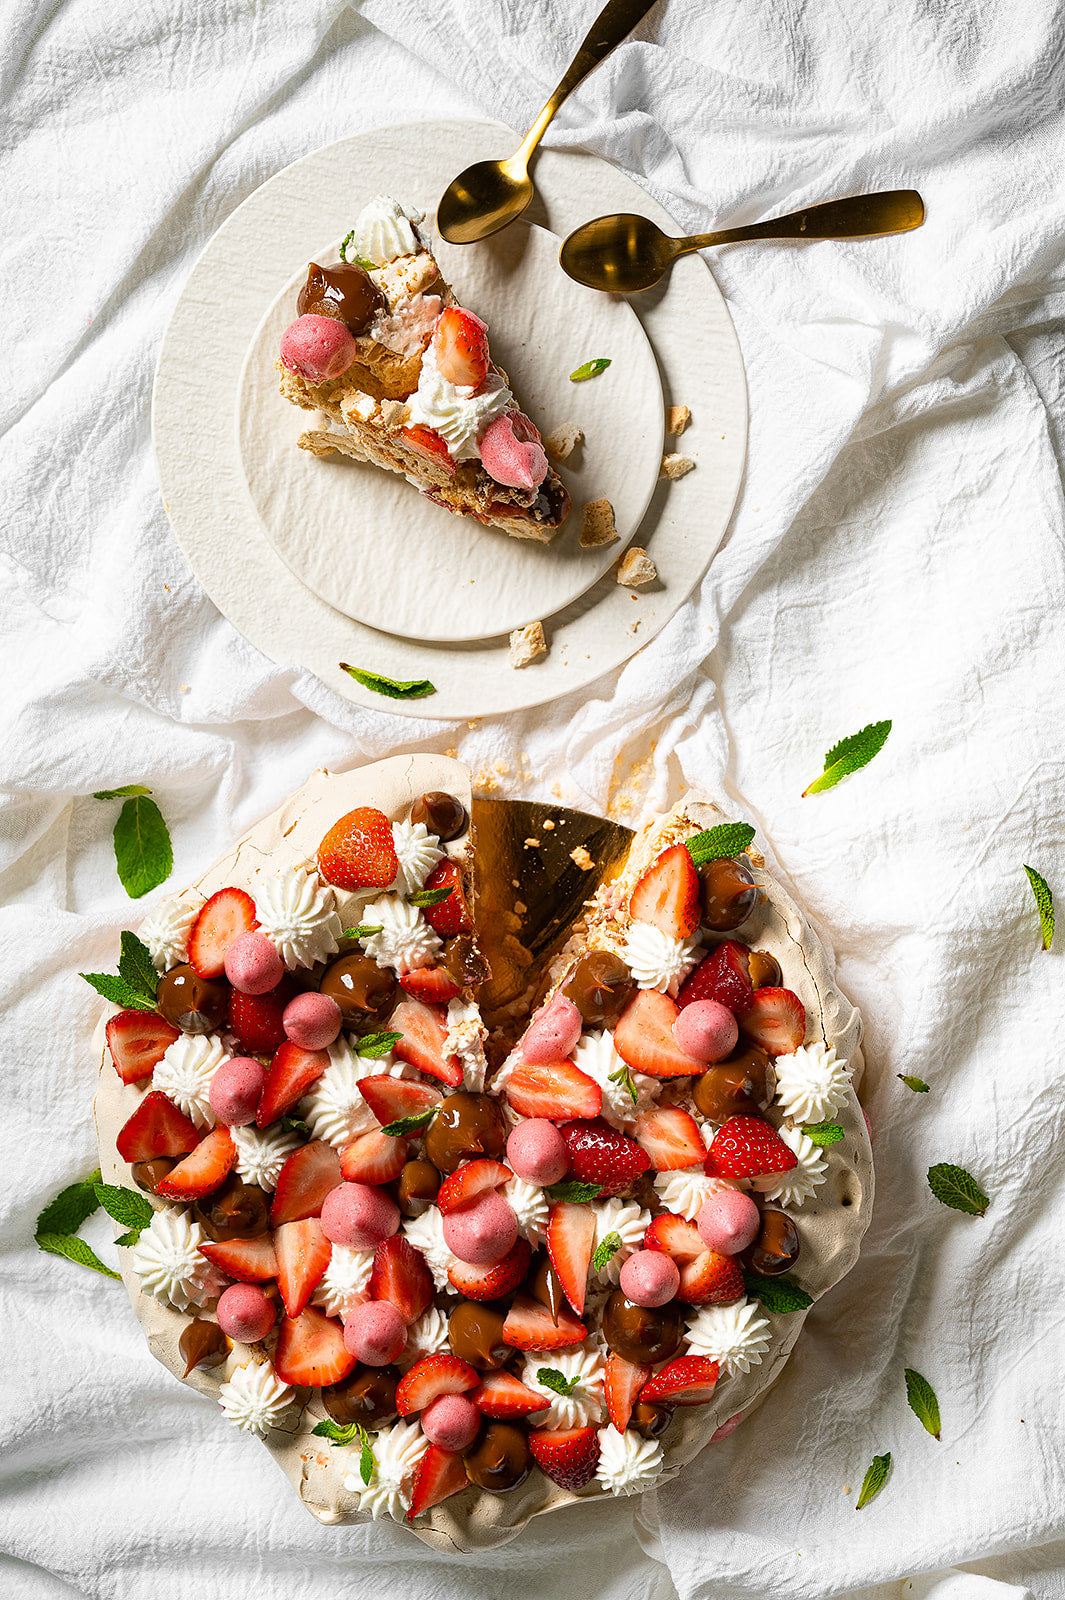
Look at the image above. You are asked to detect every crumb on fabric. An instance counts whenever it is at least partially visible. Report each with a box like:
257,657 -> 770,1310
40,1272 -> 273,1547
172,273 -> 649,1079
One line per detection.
509,621 -> 547,668
616,547 -> 657,587
544,422 -> 584,462
661,453 -> 695,480
474,769 -> 501,793
580,498 -> 617,547
666,405 -> 691,435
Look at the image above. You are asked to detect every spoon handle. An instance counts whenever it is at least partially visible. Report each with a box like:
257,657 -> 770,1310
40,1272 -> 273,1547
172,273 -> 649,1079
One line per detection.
677,190 -> 926,254
516,0 -> 658,162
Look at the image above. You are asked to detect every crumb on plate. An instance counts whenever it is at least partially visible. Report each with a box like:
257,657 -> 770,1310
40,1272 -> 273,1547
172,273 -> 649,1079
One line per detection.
616,547 -> 657,587
544,422 -> 584,462
509,620 -> 547,669
661,453 -> 695,480
666,404 -> 691,435
580,498 -> 617,547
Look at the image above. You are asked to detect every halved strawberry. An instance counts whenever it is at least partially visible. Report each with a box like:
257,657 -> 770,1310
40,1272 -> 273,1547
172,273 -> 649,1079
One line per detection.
560,1118 -> 649,1197
740,987 -> 806,1055
390,997 -> 462,1087
447,1237 -> 531,1301
705,1114 -> 797,1180
634,1106 -> 706,1171
187,887 -> 257,980
643,1211 -> 704,1262
356,1075 -> 443,1127
115,1091 -> 200,1163
612,989 -> 706,1079
420,860 -> 472,938
604,1354 -> 652,1433
547,1201 -> 596,1316
432,305 -> 489,388
436,1158 -> 513,1215
155,1124 -> 236,1200
274,1217 -> 331,1317
678,1249 -> 745,1307
502,1292 -> 587,1351
504,1059 -> 602,1121
269,1140 -> 342,1227
406,1443 -> 469,1520
640,1355 -> 720,1405
472,1369 -> 551,1420
257,1040 -> 329,1127
629,844 -> 700,939
198,1234 -> 278,1283
273,1306 -> 356,1387
316,807 -> 398,892
528,1426 -> 600,1490
106,1010 -> 180,1086
369,1234 -> 433,1324
228,974 -> 299,1055
396,1351 -> 480,1415
677,941 -> 754,1015
399,966 -> 461,1004
339,1129 -> 409,1184
401,424 -> 456,476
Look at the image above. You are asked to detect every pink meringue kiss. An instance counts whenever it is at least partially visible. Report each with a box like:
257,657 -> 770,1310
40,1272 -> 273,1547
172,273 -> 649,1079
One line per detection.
223,930 -> 283,996
619,1249 -> 680,1308
208,1055 -> 266,1127
696,1189 -> 761,1255
442,1191 -> 519,1266
216,1282 -> 276,1343
672,999 -> 739,1064
479,410 -> 548,491
343,1300 -> 407,1366
521,992 -> 582,1066
320,1182 -> 399,1251
420,1392 -> 481,1452
506,1119 -> 569,1186
279,314 -> 357,384
283,991 -> 342,1051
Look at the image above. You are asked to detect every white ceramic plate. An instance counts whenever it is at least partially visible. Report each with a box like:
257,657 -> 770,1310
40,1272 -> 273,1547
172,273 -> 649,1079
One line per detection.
238,220 -> 664,642
152,121 -> 748,719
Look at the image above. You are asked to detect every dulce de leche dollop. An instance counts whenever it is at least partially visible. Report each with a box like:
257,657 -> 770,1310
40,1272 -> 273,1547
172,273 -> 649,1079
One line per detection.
424,1092 -> 506,1174
448,1302 -> 510,1370
601,1289 -> 684,1366
297,261 -> 383,334
463,1422 -> 530,1493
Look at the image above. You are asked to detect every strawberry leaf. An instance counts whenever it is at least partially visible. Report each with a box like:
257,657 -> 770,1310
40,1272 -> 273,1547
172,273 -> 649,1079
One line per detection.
685,822 -> 756,868
802,1122 -> 845,1146
79,972 -> 158,1013
35,1171 -> 102,1237
118,931 -> 159,1001
407,886 -> 453,908
1023,865 -> 1054,950
926,1163 -> 989,1217
93,1182 -> 155,1242
803,720 -> 891,797
93,785 -> 153,800
742,1273 -> 812,1313
380,1108 -> 438,1137
592,1231 -> 622,1274
112,795 -> 173,899
898,1074 -> 930,1093
340,664 -> 435,700
36,1232 -> 121,1281
569,358 -> 611,381
855,1451 -> 891,1509
607,1063 -> 638,1108
536,1367 -> 580,1397
904,1368 -> 941,1440
355,1031 -> 402,1059
544,1180 -> 601,1204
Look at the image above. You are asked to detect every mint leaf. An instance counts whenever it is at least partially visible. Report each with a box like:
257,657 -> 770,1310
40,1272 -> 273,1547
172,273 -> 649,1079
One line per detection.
856,1451 -> 891,1509
338,230 -> 356,263
803,720 -> 891,797
544,1180 -> 601,1204
742,1273 -> 812,1313
927,1163 -> 989,1217
685,822 -> 756,869
118,931 -> 159,1001
345,925 -> 383,939
360,1431 -> 375,1484
607,1063 -> 638,1108
380,1108 -> 437,1137
114,1230 -> 140,1248
803,1122 -> 845,1146
1023,865 -> 1055,950
112,795 -> 173,899
536,1367 -> 580,1397
898,1074 -> 930,1093
340,664 -> 435,701
36,1171 -> 102,1237
313,1419 -> 362,1446
407,886 -> 452,909
569,358 -> 611,381
94,785 -> 153,800
356,1031 -> 402,1059
36,1232 -> 121,1281
904,1369 -> 941,1440
592,1231 -> 622,1274
79,971 -> 158,1013
93,1182 -> 154,1242
280,1115 -> 311,1138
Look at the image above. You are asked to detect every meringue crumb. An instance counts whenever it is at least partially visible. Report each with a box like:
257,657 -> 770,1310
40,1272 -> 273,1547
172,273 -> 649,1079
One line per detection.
445,748 -> 458,759
509,621 -> 547,668
544,422 -> 584,462
524,838 -> 540,849
495,760 -> 510,776
580,498 -> 617,547
667,405 -> 691,435
661,453 -> 695,480
179,683 -> 190,692
570,846 -> 594,870
474,769 -> 501,793
843,1485 -> 851,1495
616,547 -> 657,587
542,819 -> 555,830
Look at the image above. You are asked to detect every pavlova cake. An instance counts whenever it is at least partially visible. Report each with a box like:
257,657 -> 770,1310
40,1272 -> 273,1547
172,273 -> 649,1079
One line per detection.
92,755 -> 871,1552
276,196 -> 570,541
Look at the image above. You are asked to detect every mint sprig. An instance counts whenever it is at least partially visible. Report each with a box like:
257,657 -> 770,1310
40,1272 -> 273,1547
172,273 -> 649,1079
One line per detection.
904,1368 -> 941,1440
592,1231 -> 622,1275
544,1180 -> 601,1204
407,886 -> 452,909
35,1170 -> 122,1282
742,1273 -> 812,1313
380,1108 -> 438,1137
95,789 -> 173,899
356,1031 -> 402,1059
340,663 -> 435,700
345,925 -> 383,939
569,358 -> 611,382
608,1063 -> 638,1108
802,1122 -> 844,1146
855,1451 -> 891,1509
312,1419 -> 376,1482
1023,865 -> 1054,950
898,1074 -> 930,1093
81,931 -> 159,1014
685,822 -> 756,869
927,1163 -> 989,1217
536,1367 -> 580,1397
79,972 -> 157,1013
93,1181 -> 155,1245
803,720 -> 891,797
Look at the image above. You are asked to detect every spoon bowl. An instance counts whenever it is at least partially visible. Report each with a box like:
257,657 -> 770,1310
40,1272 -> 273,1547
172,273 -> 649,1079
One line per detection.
436,156 -> 534,246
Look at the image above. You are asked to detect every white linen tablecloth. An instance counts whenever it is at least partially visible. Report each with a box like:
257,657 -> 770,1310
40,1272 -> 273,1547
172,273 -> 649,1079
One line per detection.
2,1 -> 1064,1597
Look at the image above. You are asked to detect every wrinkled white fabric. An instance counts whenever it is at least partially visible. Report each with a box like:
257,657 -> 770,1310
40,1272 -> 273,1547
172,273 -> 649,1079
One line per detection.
2,1 -> 1065,1598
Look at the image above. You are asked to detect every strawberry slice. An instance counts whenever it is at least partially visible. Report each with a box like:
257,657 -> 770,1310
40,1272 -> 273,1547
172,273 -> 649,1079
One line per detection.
639,1355 -> 720,1405
274,1217 -> 331,1316
705,1114 -> 797,1180
677,942 -> 754,1015
198,1234 -> 278,1283
432,306 -> 489,388
316,807 -> 398,892
560,1118 -> 649,1197
740,987 -> 806,1055
106,1010 -> 180,1086
472,1370 -> 551,1420
502,1292 -> 587,1351
547,1201 -> 596,1316
528,1426 -> 600,1490
678,1249 -> 745,1307
369,1234 -> 434,1324
356,1075 -> 443,1127
399,966 -> 461,1004
396,1352 -> 480,1415
436,1158 -> 513,1215
401,424 -> 456,476
420,860 -> 472,938
269,1140 -> 342,1227
228,974 -> 299,1055
503,1059 -> 602,1121
406,1442 -> 469,1520
274,1306 -> 356,1387
390,997 -> 462,1087
257,1040 -> 329,1127
447,1237 -> 531,1301
187,887 -> 257,980
339,1129 -> 409,1184
643,1212 -> 704,1262
604,1354 -> 652,1433
116,1091 -> 200,1163
629,843 -> 701,939
612,990 -> 706,1079
633,1106 -> 706,1171
155,1125 -> 236,1200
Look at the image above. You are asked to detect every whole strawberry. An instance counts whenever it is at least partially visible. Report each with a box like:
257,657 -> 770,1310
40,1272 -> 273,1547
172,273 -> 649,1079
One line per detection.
705,1114 -> 797,1180
561,1117 -> 650,1196
317,807 -> 398,891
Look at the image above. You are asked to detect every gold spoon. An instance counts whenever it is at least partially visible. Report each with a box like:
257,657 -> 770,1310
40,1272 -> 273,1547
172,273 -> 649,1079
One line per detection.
558,189 -> 926,293
437,0 -> 657,245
